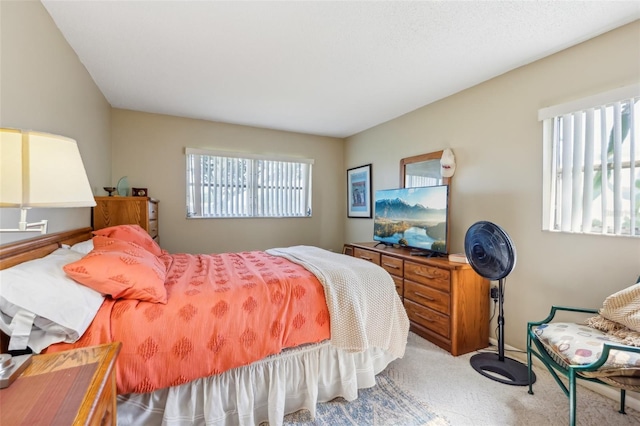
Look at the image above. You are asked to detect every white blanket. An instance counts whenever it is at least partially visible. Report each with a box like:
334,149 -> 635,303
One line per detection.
267,246 -> 409,359
600,283 -> 640,332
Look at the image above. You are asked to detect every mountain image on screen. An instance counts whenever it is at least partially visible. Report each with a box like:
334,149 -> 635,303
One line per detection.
373,185 -> 448,253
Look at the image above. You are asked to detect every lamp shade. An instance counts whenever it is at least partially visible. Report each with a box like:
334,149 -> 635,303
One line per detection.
0,128 -> 96,208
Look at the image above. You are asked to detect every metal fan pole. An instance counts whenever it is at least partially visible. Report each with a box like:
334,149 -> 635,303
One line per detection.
469,277 -> 535,386
497,278 -> 505,361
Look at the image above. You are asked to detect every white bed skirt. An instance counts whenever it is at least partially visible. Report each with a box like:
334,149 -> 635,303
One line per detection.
117,341 -> 396,426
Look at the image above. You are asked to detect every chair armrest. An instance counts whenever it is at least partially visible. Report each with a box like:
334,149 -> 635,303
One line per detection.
527,305 -> 599,329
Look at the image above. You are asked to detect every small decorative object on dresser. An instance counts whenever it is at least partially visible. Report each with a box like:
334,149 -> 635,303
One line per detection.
132,187 -> 148,197
116,176 -> 129,196
93,196 -> 160,242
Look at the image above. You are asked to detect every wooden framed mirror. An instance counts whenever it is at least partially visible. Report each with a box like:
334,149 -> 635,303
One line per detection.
400,150 -> 451,188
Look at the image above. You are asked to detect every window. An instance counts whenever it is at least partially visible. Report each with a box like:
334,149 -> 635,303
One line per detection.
186,148 -> 313,218
540,84 -> 639,237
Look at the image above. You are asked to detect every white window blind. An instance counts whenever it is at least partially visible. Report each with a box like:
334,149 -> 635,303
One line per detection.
406,175 -> 439,188
540,84 -> 639,237
186,148 -> 313,218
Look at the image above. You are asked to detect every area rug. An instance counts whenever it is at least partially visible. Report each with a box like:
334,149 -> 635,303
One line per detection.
282,371 -> 450,425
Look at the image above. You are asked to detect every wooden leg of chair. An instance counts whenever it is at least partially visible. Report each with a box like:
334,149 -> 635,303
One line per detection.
619,389 -> 627,415
569,369 -> 577,426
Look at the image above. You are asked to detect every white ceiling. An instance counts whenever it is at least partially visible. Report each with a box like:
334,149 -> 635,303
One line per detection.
41,1 -> 640,138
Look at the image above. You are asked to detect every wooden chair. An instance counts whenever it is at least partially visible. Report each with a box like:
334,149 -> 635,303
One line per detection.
527,305 -> 640,426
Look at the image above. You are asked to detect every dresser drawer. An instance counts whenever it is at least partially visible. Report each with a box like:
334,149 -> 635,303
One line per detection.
404,261 -> 450,292
148,202 -> 159,220
404,299 -> 449,338
380,255 -> 403,277
148,219 -> 159,238
353,248 -> 380,265
404,280 -> 450,315
391,275 -> 403,298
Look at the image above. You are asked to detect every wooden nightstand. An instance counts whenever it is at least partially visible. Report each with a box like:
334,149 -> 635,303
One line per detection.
0,343 -> 121,425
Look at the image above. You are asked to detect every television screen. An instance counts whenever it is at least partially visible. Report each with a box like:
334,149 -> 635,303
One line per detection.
373,185 -> 449,254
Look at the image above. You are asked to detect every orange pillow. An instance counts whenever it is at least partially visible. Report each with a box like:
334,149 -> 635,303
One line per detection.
93,224 -> 165,256
64,236 -> 168,304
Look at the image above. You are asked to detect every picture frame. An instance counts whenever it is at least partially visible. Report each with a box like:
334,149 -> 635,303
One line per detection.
347,164 -> 372,218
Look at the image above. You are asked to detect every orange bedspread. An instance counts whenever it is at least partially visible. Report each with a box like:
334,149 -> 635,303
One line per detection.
45,251 -> 331,394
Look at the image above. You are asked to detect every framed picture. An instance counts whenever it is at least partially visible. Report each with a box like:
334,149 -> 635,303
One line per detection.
347,164 -> 372,218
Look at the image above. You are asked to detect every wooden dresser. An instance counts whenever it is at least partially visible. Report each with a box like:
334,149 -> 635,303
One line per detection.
93,196 -> 159,242
344,242 -> 489,356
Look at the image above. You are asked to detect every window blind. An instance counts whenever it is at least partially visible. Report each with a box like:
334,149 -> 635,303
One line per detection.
540,84 -> 639,237
186,149 -> 313,218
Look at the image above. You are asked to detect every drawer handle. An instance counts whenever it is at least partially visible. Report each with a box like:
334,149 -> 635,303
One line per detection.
360,256 -> 372,261
414,313 -> 434,322
382,263 -> 400,269
414,292 -> 435,301
415,271 -> 436,279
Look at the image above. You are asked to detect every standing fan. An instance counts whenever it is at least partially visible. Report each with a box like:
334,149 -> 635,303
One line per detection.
464,221 -> 535,386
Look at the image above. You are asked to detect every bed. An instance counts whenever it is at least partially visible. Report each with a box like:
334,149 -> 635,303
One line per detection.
0,226 -> 409,426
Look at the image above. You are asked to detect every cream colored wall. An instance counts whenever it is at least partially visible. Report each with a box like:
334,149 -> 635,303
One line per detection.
345,21 -> 640,351
0,1 -> 111,245
110,109 -> 345,254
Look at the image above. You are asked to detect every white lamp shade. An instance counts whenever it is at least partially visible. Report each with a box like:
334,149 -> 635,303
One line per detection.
0,128 -> 96,208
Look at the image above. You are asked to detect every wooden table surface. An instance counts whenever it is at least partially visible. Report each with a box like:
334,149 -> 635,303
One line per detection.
0,342 -> 121,425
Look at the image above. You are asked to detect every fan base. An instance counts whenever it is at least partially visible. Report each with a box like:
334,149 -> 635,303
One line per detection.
470,352 -> 535,386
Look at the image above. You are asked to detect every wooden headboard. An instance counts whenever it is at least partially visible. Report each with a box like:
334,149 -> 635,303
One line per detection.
0,227 -> 93,271
0,227 -> 93,352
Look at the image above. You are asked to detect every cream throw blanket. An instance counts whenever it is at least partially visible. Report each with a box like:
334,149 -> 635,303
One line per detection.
267,246 -> 410,359
586,283 -> 640,347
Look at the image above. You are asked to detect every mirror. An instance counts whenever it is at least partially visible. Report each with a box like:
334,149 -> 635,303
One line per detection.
400,150 -> 451,188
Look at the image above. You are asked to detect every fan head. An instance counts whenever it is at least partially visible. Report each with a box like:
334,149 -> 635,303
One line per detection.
464,221 -> 516,281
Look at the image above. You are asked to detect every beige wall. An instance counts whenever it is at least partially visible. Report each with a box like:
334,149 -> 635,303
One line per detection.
345,21 -> 640,351
0,1 -> 111,245
110,109 -> 345,254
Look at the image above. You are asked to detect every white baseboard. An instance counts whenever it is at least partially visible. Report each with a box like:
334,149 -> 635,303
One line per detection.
487,338 -> 640,412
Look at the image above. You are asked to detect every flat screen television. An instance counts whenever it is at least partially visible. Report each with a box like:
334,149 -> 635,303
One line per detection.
373,185 -> 449,255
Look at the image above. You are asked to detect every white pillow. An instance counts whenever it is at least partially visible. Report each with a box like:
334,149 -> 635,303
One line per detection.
0,248 -> 104,353
70,239 -> 94,255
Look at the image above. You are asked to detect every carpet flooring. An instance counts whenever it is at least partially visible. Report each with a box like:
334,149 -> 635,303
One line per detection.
386,332 -> 640,425
283,371 -> 448,425
284,332 -> 640,425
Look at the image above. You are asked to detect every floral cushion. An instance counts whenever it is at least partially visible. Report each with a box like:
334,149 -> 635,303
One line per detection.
533,322 -> 640,385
